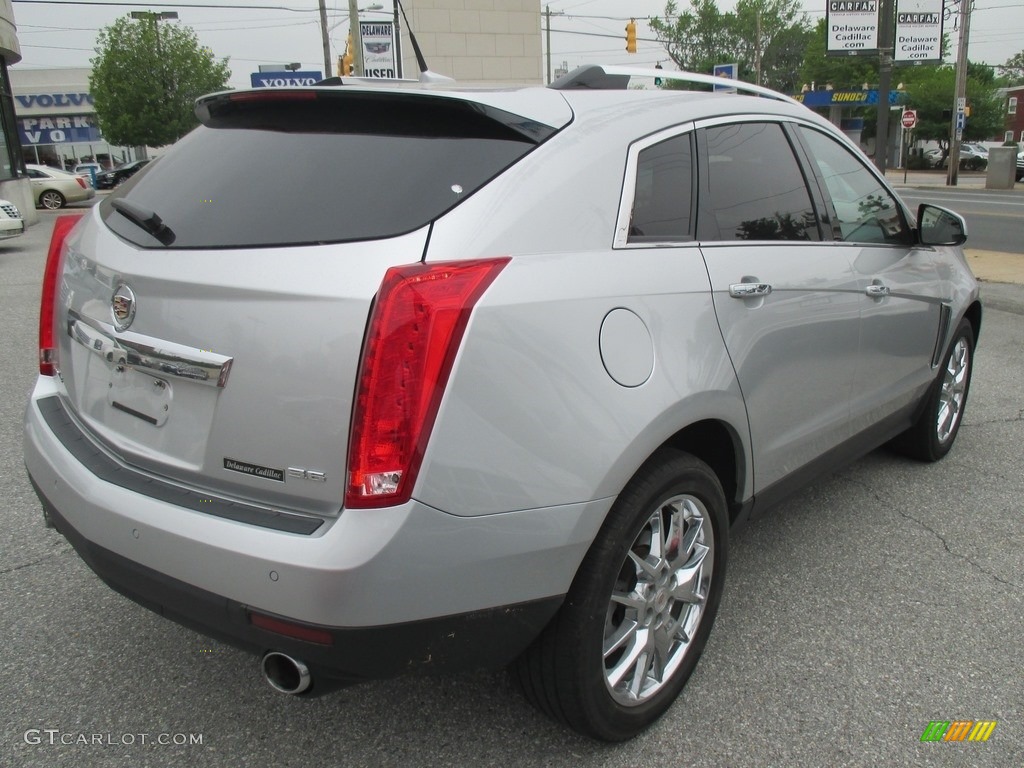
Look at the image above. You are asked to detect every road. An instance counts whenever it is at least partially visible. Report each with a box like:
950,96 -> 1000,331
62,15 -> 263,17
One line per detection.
1,209 -> 1022,767
896,187 -> 1024,255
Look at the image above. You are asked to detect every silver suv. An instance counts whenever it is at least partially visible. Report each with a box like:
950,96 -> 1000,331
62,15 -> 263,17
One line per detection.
24,66 -> 980,741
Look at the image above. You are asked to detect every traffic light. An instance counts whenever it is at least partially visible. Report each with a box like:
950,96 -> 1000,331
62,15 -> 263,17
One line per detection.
341,34 -> 354,76
625,19 -> 637,54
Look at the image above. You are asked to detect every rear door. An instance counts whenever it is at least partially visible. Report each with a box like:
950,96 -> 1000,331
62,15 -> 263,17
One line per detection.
697,119 -> 862,491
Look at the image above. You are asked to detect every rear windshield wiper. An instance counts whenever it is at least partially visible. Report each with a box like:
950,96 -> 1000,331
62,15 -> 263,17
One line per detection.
111,199 -> 176,246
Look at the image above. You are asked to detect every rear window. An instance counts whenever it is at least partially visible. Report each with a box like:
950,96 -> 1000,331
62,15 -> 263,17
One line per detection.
100,90 -> 553,249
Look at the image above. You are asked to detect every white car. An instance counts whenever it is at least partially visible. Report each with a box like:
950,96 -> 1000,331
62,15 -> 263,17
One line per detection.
25,164 -> 96,210
0,198 -> 24,239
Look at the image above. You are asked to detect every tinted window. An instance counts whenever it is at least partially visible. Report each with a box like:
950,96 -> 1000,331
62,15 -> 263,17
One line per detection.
799,127 -> 911,245
100,92 -> 549,249
629,133 -> 693,242
700,122 -> 819,242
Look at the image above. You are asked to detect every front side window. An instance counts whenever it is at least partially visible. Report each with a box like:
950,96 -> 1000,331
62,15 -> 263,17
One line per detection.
699,122 -> 819,242
628,133 -> 693,242
799,127 -> 910,246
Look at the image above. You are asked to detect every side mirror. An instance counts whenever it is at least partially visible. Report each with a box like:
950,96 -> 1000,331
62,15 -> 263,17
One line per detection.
917,203 -> 967,247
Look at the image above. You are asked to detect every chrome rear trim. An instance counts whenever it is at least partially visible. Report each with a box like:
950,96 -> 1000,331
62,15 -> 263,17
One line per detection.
67,309 -> 234,388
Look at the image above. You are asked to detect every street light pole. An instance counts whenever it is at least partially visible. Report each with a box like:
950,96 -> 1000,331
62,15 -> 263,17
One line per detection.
130,11 -> 178,160
393,0 -> 402,78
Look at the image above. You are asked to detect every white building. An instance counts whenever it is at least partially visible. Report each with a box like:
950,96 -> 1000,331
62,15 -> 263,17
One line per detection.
0,0 -> 35,222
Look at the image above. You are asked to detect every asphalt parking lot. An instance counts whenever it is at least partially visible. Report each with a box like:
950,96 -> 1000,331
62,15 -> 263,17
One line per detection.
1,213 -> 1022,767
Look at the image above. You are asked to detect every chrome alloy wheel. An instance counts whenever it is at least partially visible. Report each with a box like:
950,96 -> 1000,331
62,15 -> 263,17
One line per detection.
603,494 -> 713,706
937,336 -> 970,444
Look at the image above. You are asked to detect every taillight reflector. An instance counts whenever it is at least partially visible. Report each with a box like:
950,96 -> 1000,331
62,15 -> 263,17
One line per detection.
39,214 -> 84,376
249,612 -> 334,645
75,177 -> 88,190
346,258 -> 510,509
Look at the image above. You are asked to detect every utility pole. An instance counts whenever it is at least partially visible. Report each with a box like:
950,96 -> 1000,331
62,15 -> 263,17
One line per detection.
544,6 -> 564,84
874,0 -> 895,174
946,0 -> 973,186
754,10 -> 762,86
318,0 -> 331,78
348,0 -> 366,75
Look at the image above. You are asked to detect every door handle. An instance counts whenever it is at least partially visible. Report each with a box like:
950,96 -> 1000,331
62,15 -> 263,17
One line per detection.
865,284 -> 891,297
729,282 -> 772,298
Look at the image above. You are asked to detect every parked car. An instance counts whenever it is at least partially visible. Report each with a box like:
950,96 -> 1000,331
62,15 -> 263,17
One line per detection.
72,162 -> 103,187
96,158 -> 151,190
24,66 -> 980,741
1016,150 -> 1023,181
924,145 -> 988,170
24,164 -> 96,209
0,198 -> 24,239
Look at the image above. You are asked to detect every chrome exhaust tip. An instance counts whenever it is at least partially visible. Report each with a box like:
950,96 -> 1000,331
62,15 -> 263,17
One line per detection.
261,651 -> 312,695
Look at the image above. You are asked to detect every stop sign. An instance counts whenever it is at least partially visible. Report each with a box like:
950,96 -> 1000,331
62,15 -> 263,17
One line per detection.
901,109 -> 918,129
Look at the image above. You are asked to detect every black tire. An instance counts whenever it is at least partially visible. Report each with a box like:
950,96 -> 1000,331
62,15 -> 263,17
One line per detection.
512,449 -> 728,741
39,190 -> 66,210
891,319 -> 975,462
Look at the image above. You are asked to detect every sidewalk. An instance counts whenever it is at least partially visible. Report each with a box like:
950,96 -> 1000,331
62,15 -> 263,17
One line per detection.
884,169 -> 1024,191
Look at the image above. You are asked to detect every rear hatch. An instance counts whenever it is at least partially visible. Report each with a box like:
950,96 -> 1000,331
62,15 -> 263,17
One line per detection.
54,85 -> 569,519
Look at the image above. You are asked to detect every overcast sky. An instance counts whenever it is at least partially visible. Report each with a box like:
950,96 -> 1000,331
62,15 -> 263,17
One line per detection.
10,0 -> 1024,91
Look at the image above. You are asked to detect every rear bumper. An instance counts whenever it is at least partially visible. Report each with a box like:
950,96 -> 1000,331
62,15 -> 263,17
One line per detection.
24,379 -> 608,677
29,477 -> 560,681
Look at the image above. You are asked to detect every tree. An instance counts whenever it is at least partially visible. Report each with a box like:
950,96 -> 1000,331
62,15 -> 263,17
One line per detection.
998,50 -> 1024,86
90,16 -> 231,148
649,0 -> 812,92
733,0 -> 813,92
899,64 -> 1004,162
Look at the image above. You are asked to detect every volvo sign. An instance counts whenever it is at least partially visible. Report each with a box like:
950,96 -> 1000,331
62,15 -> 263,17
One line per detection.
249,71 -> 324,87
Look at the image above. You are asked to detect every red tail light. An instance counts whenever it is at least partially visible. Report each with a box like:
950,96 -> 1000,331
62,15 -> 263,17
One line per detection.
39,214 -> 84,376
75,176 -> 88,190
346,258 -> 510,509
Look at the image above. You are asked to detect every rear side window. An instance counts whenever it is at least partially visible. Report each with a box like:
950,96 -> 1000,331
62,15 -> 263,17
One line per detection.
628,133 -> 693,242
699,122 -> 819,242
798,127 -> 911,245
100,91 -> 553,249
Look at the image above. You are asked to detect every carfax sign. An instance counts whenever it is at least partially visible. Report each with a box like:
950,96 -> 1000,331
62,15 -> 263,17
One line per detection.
826,0 -> 880,54
894,0 -> 943,61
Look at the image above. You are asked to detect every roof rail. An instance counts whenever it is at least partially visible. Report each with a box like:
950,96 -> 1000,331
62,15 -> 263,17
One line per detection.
549,65 -> 802,107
